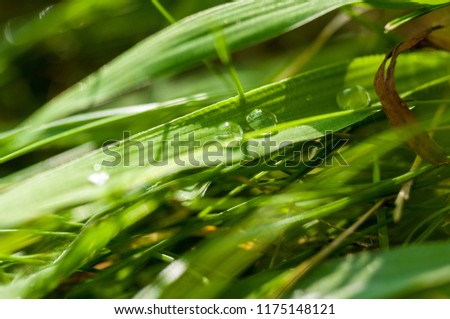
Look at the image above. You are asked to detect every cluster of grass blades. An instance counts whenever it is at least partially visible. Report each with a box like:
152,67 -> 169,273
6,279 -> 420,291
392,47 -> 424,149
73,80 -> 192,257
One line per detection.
0,0 -> 450,298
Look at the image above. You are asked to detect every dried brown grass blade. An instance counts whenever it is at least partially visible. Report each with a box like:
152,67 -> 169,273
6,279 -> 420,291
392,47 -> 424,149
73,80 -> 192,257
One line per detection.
374,27 -> 449,166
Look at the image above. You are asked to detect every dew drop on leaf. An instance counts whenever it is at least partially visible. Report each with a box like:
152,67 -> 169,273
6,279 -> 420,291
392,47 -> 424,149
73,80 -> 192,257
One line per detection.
215,121 -> 244,147
246,109 -> 278,135
336,85 -> 371,110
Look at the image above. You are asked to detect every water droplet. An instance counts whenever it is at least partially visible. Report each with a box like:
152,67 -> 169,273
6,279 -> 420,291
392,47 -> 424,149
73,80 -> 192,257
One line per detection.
39,5 -> 54,20
306,94 -> 313,102
246,109 -> 278,136
173,182 -> 210,203
88,164 -> 109,186
336,85 -> 371,110
215,121 -> 243,147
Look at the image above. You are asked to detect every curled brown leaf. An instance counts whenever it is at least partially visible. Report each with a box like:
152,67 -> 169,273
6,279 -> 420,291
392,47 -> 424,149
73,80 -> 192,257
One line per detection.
374,27 -> 449,166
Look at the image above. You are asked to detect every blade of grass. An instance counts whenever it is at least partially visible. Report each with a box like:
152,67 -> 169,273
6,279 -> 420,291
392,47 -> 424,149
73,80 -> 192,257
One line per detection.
284,242 -> 450,298
251,199 -> 386,298
374,155 -> 390,249
385,2 -> 450,32
0,198 -> 159,298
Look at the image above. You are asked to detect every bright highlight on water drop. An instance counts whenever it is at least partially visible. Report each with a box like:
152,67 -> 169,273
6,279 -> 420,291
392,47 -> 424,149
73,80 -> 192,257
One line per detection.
246,109 -> 278,135
88,164 -> 110,186
336,85 -> 371,110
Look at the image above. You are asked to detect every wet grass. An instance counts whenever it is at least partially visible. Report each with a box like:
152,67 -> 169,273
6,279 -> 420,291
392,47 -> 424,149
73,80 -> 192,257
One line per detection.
0,0 -> 449,298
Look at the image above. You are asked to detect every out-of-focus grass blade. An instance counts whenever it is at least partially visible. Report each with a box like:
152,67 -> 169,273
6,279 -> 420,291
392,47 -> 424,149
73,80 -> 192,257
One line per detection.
0,199 -> 159,298
0,93 -> 220,164
385,3 -> 450,32
367,0 -> 450,9
0,0 -> 131,61
284,242 -> 450,298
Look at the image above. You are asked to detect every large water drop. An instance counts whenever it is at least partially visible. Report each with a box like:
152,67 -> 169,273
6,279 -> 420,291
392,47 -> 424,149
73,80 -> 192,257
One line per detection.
336,85 -> 371,110
246,109 -> 278,136
215,121 -> 244,147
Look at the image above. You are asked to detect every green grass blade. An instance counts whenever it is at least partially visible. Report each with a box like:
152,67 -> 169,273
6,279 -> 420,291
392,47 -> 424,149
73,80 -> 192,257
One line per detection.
385,3 -> 450,31
284,242 -> 450,298
0,199 -> 158,298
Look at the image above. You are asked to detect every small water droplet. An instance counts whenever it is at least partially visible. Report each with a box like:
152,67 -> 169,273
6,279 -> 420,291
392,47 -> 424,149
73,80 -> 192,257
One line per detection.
246,109 -> 278,136
215,121 -> 243,147
88,164 -> 109,186
306,94 -> 313,102
336,85 -> 371,110
39,5 -> 54,20
173,183 -> 210,203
